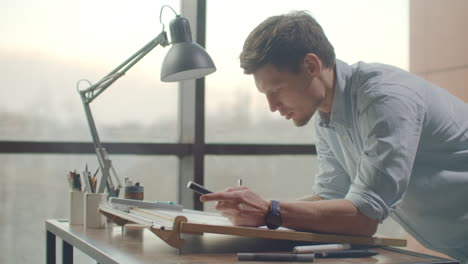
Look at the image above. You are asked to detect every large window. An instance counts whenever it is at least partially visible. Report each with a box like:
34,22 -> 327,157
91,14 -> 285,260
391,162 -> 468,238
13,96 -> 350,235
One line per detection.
1,1 -> 409,263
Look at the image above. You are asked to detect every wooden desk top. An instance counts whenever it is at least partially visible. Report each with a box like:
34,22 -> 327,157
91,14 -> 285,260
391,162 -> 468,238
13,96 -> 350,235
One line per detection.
46,219 -> 457,264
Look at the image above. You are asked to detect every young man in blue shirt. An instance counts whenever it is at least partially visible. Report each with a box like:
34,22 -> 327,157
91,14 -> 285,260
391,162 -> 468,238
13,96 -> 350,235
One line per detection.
200,11 -> 468,262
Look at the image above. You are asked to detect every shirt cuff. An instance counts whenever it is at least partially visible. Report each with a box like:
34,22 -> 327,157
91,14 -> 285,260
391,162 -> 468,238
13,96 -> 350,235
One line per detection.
345,184 -> 393,222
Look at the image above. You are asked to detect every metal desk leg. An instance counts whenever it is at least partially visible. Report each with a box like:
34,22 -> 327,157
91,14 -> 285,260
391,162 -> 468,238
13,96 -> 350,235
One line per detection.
46,231 -> 56,264
62,240 -> 73,264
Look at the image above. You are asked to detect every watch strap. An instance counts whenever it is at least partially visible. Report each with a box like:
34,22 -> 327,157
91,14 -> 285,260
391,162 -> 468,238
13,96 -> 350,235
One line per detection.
270,199 -> 280,213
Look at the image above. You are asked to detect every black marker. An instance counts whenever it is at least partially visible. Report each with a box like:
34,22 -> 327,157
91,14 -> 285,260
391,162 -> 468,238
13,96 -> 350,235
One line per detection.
238,253 -> 314,262
314,250 -> 378,258
187,181 -> 213,195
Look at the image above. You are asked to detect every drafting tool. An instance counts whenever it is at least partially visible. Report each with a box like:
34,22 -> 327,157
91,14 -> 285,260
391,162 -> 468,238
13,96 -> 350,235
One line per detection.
99,205 -> 407,249
294,243 -> 351,253
109,197 -> 183,211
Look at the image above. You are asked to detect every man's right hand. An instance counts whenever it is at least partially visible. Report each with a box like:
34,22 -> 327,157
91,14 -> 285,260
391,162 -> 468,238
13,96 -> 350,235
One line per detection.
200,186 -> 270,227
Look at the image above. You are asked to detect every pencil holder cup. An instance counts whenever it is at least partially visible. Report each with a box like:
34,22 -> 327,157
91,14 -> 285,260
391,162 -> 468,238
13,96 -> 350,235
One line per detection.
84,193 -> 107,229
69,191 -> 85,225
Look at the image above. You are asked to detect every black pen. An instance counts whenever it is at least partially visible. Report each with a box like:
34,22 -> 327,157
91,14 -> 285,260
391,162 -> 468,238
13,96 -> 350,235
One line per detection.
238,253 -> 315,262
314,250 -> 378,258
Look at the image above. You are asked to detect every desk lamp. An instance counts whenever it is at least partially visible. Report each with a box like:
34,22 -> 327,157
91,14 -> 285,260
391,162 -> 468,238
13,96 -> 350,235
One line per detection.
77,5 -> 216,197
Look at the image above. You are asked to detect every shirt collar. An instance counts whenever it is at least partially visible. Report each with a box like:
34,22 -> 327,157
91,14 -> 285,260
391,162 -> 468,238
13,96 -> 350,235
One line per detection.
329,59 -> 354,128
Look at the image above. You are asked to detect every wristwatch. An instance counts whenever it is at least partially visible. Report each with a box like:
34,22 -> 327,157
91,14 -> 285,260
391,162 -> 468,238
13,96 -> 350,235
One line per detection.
265,200 -> 283,230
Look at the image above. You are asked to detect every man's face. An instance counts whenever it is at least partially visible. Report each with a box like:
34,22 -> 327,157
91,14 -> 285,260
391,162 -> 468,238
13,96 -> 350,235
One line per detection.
254,64 -> 326,127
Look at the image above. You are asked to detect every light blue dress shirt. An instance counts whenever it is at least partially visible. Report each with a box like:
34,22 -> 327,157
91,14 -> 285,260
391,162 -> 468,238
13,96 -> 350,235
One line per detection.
312,60 -> 468,262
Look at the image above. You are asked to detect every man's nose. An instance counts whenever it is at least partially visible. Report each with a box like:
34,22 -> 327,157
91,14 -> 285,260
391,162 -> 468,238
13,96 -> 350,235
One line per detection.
266,94 -> 280,112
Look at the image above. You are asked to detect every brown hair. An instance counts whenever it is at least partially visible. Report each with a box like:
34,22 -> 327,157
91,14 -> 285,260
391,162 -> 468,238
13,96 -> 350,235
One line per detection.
240,11 -> 335,74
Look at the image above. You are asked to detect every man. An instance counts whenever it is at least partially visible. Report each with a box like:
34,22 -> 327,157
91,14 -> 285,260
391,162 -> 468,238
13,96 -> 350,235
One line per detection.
200,11 -> 468,262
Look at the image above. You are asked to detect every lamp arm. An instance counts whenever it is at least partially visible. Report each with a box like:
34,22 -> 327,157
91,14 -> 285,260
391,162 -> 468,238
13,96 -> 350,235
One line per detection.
77,31 -> 169,195
80,31 -> 169,103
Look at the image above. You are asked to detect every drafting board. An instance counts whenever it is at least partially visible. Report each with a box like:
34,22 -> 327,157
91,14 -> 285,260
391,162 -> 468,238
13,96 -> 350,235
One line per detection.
99,205 -> 407,249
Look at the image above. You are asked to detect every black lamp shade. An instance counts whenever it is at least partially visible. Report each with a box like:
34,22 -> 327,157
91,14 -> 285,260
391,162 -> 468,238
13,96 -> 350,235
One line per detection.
161,42 -> 216,82
161,16 -> 216,82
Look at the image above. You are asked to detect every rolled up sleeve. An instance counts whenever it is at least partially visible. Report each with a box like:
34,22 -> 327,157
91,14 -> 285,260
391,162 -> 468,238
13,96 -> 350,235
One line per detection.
345,89 -> 425,221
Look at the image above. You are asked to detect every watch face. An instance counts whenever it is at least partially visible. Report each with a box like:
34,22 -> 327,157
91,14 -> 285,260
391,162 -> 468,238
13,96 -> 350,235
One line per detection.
266,213 -> 282,229
266,200 -> 282,230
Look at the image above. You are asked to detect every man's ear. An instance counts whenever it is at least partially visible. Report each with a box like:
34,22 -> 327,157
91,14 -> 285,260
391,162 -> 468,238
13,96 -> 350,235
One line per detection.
303,53 -> 322,78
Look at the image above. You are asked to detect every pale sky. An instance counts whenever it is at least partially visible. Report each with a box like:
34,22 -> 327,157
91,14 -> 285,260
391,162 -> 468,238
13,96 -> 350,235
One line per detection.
0,0 -> 408,126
